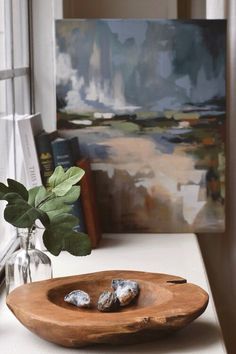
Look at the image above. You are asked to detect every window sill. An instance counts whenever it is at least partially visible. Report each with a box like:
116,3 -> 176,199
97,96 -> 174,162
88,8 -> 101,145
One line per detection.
0,233 -> 226,353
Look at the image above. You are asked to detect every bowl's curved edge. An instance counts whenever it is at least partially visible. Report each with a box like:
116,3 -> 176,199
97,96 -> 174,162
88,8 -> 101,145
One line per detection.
7,297 -> 209,348
6,270 -> 209,348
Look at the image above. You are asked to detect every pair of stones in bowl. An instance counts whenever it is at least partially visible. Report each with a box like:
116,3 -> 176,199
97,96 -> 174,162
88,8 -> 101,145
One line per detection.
64,279 -> 139,312
98,279 -> 139,312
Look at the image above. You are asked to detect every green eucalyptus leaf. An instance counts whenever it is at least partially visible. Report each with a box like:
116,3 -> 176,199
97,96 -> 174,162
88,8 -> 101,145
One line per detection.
49,166 -> 84,197
7,179 -> 28,200
39,197 -> 64,212
63,233 -> 91,256
28,186 -> 41,206
48,166 -> 64,188
0,182 -> 9,198
3,192 -> 24,203
59,186 -> 81,204
42,213 -> 80,256
65,166 -> 85,183
0,169 -> 90,258
40,186 -> 81,218
35,185 -> 50,207
43,231 -> 61,256
0,180 -> 28,201
4,198 -> 49,228
42,213 -> 91,256
40,203 -> 72,220
50,213 -> 79,228
35,185 -> 80,221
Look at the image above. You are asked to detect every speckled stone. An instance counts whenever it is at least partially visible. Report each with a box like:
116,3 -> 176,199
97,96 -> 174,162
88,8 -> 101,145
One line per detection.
112,279 -> 139,306
97,290 -> 120,312
64,290 -> 91,308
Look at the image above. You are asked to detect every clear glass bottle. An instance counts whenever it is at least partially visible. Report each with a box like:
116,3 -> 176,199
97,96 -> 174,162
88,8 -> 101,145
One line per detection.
5,228 -> 53,295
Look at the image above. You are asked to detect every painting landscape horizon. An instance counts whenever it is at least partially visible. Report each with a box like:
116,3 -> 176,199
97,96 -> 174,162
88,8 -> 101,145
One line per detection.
56,19 -> 226,233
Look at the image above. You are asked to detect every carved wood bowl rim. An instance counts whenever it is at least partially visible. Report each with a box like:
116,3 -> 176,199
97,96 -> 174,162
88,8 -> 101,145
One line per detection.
6,270 -> 209,348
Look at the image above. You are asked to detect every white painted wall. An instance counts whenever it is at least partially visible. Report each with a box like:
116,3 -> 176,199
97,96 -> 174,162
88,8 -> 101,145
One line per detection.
32,0 -> 62,132
206,0 -> 226,18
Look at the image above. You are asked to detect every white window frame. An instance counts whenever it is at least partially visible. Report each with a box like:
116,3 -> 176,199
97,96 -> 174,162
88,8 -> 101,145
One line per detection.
206,0 -> 226,18
0,0 -> 33,284
0,0 -> 63,286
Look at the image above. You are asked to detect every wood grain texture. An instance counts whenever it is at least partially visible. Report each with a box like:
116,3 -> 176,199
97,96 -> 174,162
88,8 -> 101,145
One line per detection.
6,270 -> 209,348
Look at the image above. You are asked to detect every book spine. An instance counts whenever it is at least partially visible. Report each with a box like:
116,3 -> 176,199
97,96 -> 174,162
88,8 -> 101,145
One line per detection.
68,137 -> 81,164
51,138 -> 86,233
17,114 -> 42,188
77,158 -> 102,248
51,139 -> 74,170
70,200 -> 87,233
35,132 -> 55,187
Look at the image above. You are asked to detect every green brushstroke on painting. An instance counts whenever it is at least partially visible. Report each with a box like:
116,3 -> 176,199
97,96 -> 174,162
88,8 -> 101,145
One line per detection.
110,121 -> 140,133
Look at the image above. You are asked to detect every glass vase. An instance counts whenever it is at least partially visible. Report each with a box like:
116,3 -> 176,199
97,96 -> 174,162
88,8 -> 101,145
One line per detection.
5,228 -> 53,295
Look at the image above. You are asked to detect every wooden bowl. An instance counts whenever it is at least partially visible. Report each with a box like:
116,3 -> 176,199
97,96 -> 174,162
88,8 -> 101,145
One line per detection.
6,270 -> 208,347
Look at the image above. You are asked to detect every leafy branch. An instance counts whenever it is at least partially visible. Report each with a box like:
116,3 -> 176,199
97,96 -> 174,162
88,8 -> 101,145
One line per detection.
0,166 -> 91,257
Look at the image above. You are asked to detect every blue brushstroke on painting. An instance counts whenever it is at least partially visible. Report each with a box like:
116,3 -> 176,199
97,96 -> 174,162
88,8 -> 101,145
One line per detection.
55,19 -> 226,233
56,19 -> 226,114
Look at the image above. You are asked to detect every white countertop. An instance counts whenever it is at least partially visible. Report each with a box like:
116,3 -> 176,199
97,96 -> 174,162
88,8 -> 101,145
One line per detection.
0,233 -> 226,354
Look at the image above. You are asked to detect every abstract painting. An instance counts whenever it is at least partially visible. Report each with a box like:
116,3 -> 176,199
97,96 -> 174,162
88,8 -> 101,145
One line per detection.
56,19 -> 226,233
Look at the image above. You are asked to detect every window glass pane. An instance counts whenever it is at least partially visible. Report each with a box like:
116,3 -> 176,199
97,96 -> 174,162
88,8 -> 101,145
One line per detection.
0,114 -> 16,261
0,223 -> 16,261
14,75 -> 31,115
0,0 -> 12,70
0,79 -> 13,117
12,0 -> 29,68
0,0 -> 31,262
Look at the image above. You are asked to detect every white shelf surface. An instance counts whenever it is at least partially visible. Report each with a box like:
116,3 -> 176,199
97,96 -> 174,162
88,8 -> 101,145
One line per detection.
0,233 -> 226,354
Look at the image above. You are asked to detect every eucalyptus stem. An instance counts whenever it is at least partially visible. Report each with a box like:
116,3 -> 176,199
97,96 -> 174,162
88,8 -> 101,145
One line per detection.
35,193 -> 54,209
24,227 -> 33,283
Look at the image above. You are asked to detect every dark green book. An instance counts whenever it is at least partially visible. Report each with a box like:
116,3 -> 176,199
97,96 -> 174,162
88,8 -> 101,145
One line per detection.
51,136 -> 86,233
35,131 -> 57,187
51,136 -> 80,168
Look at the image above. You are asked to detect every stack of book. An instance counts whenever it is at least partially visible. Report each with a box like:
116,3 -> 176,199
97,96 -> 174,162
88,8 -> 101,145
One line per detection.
16,113 -> 43,188
35,131 -> 101,248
